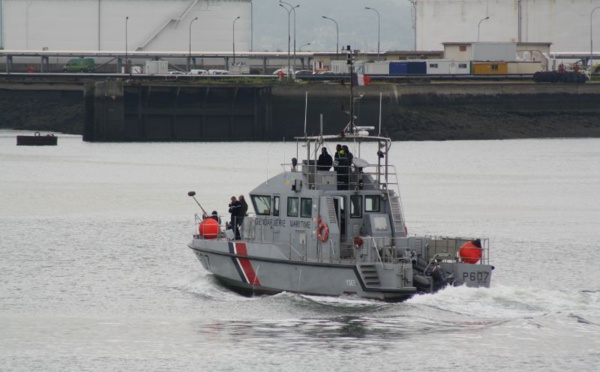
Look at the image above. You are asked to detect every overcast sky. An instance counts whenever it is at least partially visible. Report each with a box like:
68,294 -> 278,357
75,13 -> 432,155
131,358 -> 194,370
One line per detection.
252,0 -> 415,52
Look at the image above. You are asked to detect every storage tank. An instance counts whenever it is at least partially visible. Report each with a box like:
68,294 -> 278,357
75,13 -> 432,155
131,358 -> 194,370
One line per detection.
0,0 -> 251,52
413,0 -> 599,53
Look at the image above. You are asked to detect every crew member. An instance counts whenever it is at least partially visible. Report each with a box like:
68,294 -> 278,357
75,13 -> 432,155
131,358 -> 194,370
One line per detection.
210,210 -> 220,224
238,194 -> 248,236
342,145 -> 354,189
317,148 -> 333,171
336,146 -> 349,190
228,196 -> 242,239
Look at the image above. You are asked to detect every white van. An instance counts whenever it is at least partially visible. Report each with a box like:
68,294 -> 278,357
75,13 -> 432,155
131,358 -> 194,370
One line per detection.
208,69 -> 230,75
190,69 -> 209,75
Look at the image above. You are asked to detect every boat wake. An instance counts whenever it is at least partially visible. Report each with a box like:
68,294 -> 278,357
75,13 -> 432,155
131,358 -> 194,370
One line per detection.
172,273 -> 244,301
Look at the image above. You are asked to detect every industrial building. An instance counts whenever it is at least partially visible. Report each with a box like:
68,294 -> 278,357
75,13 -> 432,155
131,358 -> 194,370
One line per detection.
0,0 -> 251,52
411,0 -> 600,53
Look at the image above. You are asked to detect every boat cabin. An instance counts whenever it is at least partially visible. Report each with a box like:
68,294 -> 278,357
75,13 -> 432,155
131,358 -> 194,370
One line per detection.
243,134 -> 408,262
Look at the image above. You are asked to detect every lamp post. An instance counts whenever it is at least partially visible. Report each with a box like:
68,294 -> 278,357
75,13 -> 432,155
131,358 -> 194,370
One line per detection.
280,1 -> 299,70
125,16 -> 129,74
477,16 -> 489,42
188,16 -> 198,71
591,7 -> 600,69
232,16 -> 240,67
299,42 -> 311,51
365,7 -> 380,60
322,16 -> 339,58
279,3 -> 299,76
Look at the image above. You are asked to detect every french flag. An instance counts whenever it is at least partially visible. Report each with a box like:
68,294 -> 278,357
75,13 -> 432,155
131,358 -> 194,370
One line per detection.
352,73 -> 371,86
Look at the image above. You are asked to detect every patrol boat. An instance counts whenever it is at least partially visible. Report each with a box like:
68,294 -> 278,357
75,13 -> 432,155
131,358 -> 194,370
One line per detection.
187,49 -> 493,302
187,128 -> 494,301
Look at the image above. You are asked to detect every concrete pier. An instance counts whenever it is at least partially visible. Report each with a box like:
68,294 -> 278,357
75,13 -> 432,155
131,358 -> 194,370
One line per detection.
84,81 -> 272,141
2,76 -> 600,141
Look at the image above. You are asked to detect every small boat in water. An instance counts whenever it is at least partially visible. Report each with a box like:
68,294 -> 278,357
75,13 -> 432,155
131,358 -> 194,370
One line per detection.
16,132 -> 57,146
187,47 -> 494,301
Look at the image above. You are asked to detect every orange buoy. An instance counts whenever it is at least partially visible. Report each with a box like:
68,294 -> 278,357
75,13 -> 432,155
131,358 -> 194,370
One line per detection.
459,240 -> 482,264
199,218 -> 219,239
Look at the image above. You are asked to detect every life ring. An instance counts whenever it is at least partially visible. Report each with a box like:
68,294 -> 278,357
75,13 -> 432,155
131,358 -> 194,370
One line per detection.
354,236 -> 363,247
317,216 -> 329,242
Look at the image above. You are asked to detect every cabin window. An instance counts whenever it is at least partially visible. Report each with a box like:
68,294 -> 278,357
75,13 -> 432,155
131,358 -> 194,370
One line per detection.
252,195 -> 271,215
491,64 -> 499,71
301,198 -> 312,218
273,196 -> 280,216
365,195 -> 380,212
459,63 -> 467,69
287,197 -> 299,217
429,63 -> 438,68
459,45 -> 467,52
350,195 -> 362,218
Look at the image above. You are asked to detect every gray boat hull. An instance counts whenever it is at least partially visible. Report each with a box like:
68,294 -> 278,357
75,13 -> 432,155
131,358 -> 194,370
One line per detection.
189,238 -> 492,301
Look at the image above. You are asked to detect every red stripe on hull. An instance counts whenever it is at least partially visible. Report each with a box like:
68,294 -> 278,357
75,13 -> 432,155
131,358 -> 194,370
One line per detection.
235,243 -> 261,286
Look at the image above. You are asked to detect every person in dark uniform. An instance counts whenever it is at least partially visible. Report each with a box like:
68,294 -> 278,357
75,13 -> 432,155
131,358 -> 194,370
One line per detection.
228,196 -> 242,239
203,210 -> 220,224
342,145 -> 354,189
342,145 -> 353,165
317,148 -> 333,171
238,194 -> 248,237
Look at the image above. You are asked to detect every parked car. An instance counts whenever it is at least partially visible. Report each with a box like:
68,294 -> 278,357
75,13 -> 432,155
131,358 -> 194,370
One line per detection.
63,58 -> 95,73
168,70 -> 186,75
295,70 -> 314,76
208,69 -> 230,75
272,68 -> 295,77
190,69 -> 209,75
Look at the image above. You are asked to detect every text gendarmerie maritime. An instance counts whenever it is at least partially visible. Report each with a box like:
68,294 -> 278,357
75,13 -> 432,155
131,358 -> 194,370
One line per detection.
255,218 -> 312,229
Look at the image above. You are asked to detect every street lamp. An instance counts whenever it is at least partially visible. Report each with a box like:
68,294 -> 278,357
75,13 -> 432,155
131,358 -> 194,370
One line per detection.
188,17 -> 199,71
124,16 -> 129,74
365,7 -> 380,60
477,16 -> 490,42
232,16 -> 240,66
299,42 -> 311,51
279,3 -> 299,76
322,16 -> 339,58
591,7 -> 600,69
280,1 -> 299,70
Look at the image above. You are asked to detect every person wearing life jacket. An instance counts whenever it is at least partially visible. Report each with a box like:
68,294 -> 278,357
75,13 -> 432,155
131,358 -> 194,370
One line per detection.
336,146 -> 349,190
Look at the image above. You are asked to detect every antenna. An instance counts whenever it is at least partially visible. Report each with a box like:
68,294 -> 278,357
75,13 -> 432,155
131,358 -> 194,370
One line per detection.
346,45 -> 355,135
304,91 -> 308,137
378,92 -> 382,136
320,114 -> 323,136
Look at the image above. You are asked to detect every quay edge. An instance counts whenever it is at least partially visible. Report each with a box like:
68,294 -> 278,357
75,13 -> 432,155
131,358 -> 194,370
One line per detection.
1,78 -> 599,141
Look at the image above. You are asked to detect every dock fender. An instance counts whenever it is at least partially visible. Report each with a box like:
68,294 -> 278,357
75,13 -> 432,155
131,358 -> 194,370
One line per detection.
413,274 -> 432,292
431,264 -> 454,290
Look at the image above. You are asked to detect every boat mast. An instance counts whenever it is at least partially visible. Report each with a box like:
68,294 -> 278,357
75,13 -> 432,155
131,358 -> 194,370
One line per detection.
346,45 -> 355,134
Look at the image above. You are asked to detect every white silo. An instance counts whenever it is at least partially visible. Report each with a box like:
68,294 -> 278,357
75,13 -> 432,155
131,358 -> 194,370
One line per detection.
0,0 -> 251,52
412,0 -> 600,53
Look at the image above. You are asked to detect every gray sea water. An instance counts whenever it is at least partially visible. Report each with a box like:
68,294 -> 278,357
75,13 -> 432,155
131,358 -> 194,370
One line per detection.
1,130 -> 599,371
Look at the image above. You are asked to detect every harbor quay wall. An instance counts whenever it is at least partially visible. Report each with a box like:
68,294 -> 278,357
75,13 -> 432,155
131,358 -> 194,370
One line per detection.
1,79 -> 600,141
